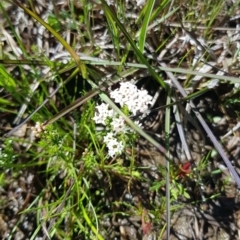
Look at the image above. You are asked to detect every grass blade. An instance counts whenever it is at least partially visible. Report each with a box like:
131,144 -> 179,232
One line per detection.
138,0 -> 155,53
0,64 -> 16,92
165,89 -> 172,239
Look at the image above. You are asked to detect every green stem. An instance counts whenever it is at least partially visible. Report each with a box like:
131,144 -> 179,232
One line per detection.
79,202 -> 104,240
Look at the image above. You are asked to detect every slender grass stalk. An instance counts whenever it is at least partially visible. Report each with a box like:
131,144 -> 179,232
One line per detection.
164,89 -> 172,239
138,0 -> 155,53
2,57 -> 240,84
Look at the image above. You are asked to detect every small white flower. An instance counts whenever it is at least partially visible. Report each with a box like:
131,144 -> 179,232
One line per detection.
95,103 -> 112,115
110,90 -> 122,104
110,81 -> 137,106
134,120 -> 142,128
103,132 -> 124,157
103,132 -> 115,143
93,103 -> 115,125
110,116 -> 126,133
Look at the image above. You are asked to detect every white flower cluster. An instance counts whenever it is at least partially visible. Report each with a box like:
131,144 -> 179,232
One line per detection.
93,81 -> 153,157
93,103 -> 115,125
93,103 -> 126,157
110,81 -> 153,117
103,132 -> 124,158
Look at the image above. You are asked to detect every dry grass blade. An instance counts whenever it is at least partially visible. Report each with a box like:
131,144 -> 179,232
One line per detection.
172,97 -> 192,161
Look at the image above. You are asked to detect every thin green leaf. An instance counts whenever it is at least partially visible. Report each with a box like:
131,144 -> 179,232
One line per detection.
0,59 -> 62,67
150,180 -> 166,191
138,0 -> 155,53
0,98 -> 15,105
150,0 -> 172,22
0,65 -> 16,91
103,4 -> 120,58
